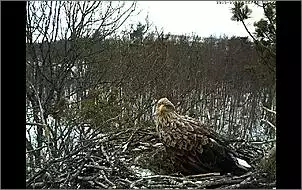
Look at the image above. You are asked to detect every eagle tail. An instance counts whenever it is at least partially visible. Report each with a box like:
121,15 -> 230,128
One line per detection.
223,152 -> 250,176
201,139 -> 251,176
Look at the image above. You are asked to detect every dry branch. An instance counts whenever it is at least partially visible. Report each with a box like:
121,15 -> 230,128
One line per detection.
262,106 -> 276,115
26,126 -> 275,189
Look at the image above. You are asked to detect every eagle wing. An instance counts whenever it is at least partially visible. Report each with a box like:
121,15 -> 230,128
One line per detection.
158,115 -> 248,175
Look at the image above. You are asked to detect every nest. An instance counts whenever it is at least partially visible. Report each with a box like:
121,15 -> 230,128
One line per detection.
26,127 -> 276,189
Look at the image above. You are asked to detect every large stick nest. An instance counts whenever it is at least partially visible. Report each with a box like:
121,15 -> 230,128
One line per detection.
26,127 -> 276,189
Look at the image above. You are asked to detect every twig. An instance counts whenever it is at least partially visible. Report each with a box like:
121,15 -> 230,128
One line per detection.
232,171 -> 252,180
94,179 -> 108,188
71,159 -> 86,180
122,126 -> 141,152
130,174 -> 186,188
77,175 -> 97,181
262,106 -> 276,115
101,144 -> 110,164
28,82 -> 54,155
27,139 -> 95,185
203,178 -> 242,188
26,122 -> 47,127
227,138 -> 275,144
249,139 -> 276,144
26,146 -> 48,154
182,180 -> 201,187
31,182 -> 44,188
261,119 -> 276,130
100,170 -> 116,187
28,83 -> 47,126
186,172 -> 221,178
84,164 -> 112,171
116,178 -> 133,184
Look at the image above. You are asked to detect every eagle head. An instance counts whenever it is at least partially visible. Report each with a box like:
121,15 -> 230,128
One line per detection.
155,98 -> 176,116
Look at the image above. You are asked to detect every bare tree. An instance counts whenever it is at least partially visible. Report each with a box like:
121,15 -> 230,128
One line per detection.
26,1 -> 137,178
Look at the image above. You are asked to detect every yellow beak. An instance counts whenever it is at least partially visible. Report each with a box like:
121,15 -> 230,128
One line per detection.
158,104 -> 164,113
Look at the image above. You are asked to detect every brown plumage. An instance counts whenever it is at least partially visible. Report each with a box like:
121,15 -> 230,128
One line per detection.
154,98 -> 249,176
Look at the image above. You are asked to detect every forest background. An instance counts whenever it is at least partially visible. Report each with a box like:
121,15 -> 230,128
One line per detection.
26,1 -> 276,186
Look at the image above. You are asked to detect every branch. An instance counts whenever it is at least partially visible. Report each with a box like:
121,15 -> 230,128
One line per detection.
122,126 -> 141,152
186,172 -> 221,178
26,122 -> 47,127
260,119 -> 276,130
262,106 -> 276,115
26,146 -> 48,154
249,139 -> 276,144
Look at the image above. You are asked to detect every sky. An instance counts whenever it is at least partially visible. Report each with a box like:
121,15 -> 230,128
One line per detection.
126,1 -> 264,39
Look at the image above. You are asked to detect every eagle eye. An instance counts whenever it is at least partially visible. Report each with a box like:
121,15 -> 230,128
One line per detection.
166,104 -> 174,109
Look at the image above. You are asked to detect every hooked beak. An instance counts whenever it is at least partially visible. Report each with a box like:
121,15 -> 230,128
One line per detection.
158,104 -> 164,113
153,104 -> 164,117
